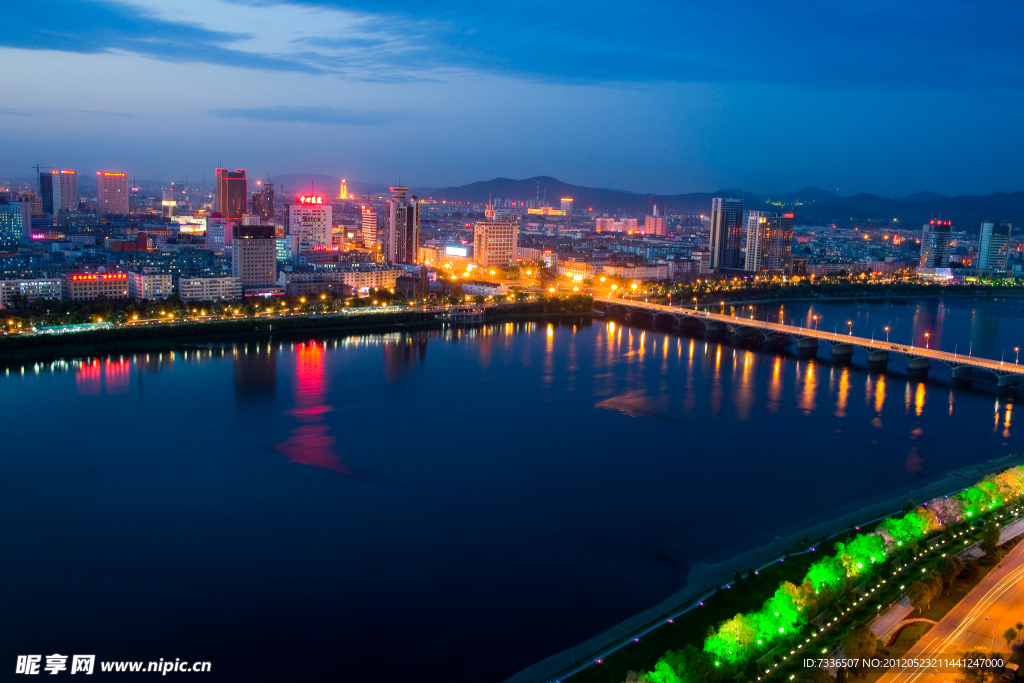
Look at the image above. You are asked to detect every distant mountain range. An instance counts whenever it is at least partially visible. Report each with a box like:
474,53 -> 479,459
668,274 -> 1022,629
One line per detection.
415,176 -> 1024,229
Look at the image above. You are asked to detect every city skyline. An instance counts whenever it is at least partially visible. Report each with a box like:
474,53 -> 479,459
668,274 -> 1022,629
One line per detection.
2,1 -> 1022,196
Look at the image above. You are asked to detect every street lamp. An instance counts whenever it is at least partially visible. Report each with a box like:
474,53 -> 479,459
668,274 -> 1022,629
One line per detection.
925,332 -> 930,349
834,323 -> 839,337
848,320 -> 853,336
984,615 -> 995,650
1017,347 -> 1020,364
884,326 -> 889,342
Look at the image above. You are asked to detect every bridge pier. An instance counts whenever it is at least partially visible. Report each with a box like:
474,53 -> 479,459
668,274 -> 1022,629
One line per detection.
830,343 -> 854,364
908,357 -> 930,379
705,321 -> 727,340
764,333 -> 791,348
796,338 -> 819,357
867,350 -> 889,372
951,366 -> 974,384
998,375 -> 1021,388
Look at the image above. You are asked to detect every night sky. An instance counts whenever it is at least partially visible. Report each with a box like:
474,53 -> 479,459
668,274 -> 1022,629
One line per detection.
2,0 -> 1022,195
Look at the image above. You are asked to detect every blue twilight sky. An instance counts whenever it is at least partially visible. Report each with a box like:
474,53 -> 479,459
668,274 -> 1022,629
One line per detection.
1,0 -> 1022,196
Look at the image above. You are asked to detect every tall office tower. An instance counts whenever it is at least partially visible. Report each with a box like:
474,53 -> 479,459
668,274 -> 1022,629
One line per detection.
232,224 -> 278,292
96,172 -> 129,215
474,205 -> 518,268
749,210 -> 794,272
744,212 -> 771,272
744,211 -> 794,273
977,221 -> 1011,270
384,186 -> 419,264
0,197 -> 30,249
161,189 -> 177,217
54,170 -> 78,213
646,194 -> 656,216
287,195 -> 332,247
920,219 -> 953,268
214,169 -> 247,220
251,182 -> 275,222
560,198 -> 573,216
709,197 -> 745,269
39,171 -> 54,215
361,205 -> 377,247
339,179 -> 348,200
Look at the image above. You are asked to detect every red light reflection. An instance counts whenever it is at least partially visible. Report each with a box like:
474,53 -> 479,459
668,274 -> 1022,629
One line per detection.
76,360 -> 102,395
105,359 -> 130,393
274,342 -> 349,473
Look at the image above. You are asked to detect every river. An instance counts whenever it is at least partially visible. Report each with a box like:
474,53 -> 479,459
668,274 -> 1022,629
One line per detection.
2,297 -> 1022,681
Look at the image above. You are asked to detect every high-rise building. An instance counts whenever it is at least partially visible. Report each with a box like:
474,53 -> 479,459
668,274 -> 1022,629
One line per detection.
15,193 -> 43,217
232,224 -> 278,293
339,179 -> 348,200
474,205 -> 518,268
361,205 -> 377,247
644,215 -> 668,236
560,198 -> 573,216
96,172 -> 129,216
709,198 -> 744,270
646,194 -> 656,216
206,214 -> 230,251
384,187 -> 419,264
977,221 -> 1011,271
0,198 -> 30,249
251,182 -> 275,222
920,219 -> 952,268
215,169 -> 247,220
287,195 -> 332,247
54,170 -> 78,214
39,171 -> 54,215
744,211 -> 793,273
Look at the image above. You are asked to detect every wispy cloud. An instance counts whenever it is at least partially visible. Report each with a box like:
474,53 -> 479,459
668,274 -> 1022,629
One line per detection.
0,109 -> 31,116
76,110 -> 137,117
209,106 -> 408,126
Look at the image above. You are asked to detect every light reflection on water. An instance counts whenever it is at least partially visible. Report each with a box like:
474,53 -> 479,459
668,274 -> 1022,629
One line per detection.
2,298 -> 1023,682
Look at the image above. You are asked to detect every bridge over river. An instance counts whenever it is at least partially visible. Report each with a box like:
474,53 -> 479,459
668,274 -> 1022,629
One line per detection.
596,297 -> 1024,387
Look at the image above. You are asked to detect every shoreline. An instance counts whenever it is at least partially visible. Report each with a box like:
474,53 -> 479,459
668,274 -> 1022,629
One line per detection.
0,309 -> 594,364
674,292 -> 1024,308
506,454 -> 1024,683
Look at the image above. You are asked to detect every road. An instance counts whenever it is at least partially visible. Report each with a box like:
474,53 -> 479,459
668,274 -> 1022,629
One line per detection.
876,539 -> 1024,683
596,297 -> 1024,378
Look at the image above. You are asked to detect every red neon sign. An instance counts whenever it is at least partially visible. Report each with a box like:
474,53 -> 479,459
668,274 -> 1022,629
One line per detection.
299,196 -> 324,205
784,213 -> 794,218
70,274 -> 126,281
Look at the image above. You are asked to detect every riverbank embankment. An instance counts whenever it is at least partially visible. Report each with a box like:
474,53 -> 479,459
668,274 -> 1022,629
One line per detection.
0,306 -> 594,364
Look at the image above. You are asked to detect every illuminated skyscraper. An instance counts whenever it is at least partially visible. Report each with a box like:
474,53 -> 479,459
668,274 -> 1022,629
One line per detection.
287,195 -> 332,247
54,170 -> 78,213
361,205 -> 377,247
251,181 -> 274,221
96,171 -> 129,216
560,198 -> 573,216
919,219 -> 952,268
0,197 -> 30,249
709,197 -> 744,270
474,204 -> 518,268
215,168 -> 247,220
977,221 -> 1011,270
384,187 -> 419,264
232,224 -> 278,293
744,211 -> 793,273
339,179 -> 348,200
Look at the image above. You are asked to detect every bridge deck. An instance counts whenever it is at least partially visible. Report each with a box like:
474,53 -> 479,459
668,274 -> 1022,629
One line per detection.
597,297 -> 1024,377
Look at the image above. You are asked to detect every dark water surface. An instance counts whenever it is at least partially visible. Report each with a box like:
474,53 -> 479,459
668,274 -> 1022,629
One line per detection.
2,298 -> 1023,681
